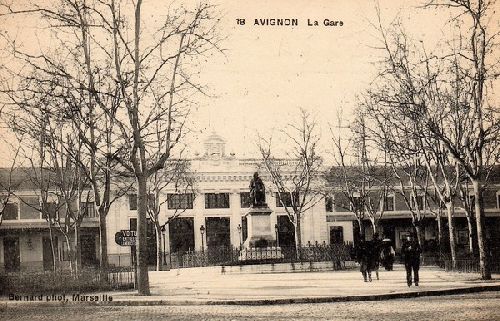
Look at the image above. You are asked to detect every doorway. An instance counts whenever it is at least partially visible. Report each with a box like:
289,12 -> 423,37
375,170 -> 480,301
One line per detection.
80,235 -> 97,267
3,237 -> 20,272
330,226 -> 344,244
42,236 -> 58,271
205,217 -> 231,249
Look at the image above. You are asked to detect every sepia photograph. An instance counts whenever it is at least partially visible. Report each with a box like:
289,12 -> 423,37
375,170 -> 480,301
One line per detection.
0,0 -> 498,320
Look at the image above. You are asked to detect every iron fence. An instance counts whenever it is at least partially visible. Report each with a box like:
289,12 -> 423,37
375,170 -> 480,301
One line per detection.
164,243 -> 354,269
441,257 -> 500,273
0,267 -> 135,295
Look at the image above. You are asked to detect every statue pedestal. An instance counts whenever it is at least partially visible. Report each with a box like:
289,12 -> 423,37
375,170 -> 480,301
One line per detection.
240,206 -> 283,261
243,206 -> 274,247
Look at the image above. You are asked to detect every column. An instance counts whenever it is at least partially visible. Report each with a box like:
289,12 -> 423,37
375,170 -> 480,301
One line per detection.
193,193 -> 205,251
230,190 -> 241,248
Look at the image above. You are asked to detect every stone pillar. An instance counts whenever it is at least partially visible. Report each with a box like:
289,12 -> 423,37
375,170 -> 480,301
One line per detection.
193,193 -> 205,251
230,191 -> 241,248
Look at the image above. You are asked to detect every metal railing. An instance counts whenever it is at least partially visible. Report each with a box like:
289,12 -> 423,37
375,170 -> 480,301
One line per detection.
164,243 -> 354,269
0,267 -> 135,295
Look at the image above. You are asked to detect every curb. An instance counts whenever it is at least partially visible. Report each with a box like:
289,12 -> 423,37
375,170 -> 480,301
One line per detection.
2,284 -> 500,307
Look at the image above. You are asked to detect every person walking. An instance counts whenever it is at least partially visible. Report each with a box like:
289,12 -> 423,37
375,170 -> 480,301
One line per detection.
370,233 -> 382,280
401,233 -> 422,287
356,240 -> 372,282
381,239 -> 395,271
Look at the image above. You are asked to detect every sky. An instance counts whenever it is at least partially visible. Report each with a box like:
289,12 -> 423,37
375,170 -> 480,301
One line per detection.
0,0 -> 483,165
183,0 -> 461,159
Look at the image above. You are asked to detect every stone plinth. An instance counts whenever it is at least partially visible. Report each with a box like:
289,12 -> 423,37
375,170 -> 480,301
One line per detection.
239,247 -> 283,261
242,206 -> 275,248
240,206 -> 283,261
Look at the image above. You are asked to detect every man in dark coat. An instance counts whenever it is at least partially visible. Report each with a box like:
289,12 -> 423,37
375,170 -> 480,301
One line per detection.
401,233 -> 422,287
356,240 -> 372,282
370,233 -> 383,280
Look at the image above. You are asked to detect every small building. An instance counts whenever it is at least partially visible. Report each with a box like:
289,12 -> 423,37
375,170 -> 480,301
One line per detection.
0,169 -> 100,272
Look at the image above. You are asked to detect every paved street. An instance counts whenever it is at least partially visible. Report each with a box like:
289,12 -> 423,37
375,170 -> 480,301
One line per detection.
120,264 -> 500,303
1,291 -> 499,321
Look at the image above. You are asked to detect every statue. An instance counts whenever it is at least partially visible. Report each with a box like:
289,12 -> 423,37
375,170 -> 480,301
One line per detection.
249,172 -> 266,207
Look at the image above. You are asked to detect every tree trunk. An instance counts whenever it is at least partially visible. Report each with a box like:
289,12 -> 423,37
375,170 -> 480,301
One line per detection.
98,207 -> 109,271
48,223 -> 57,273
63,234 -> 74,275
294,213 -> 301,260
74,225 -> 81,274
155,222 -> 162,271
415,224 -> 423,248
136,174 -> 151,295
472,179 -> 491,280
370,219 -> 378,236
358,219 -> 365,241
436,211 -> 442,249
445,201 -> 457,269
466,216 -> 474,254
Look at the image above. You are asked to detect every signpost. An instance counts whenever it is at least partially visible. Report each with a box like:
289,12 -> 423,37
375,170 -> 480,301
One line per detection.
114,230 -> 138,289
115,230 -> 137,246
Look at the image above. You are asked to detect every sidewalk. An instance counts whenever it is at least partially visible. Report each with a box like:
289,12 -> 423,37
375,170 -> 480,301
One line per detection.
3,265 -> 500,306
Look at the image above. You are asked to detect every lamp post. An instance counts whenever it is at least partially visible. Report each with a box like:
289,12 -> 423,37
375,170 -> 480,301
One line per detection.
161,225 -> 166,267
200,225 -> 205,253
275,223 -> 279,247
237,224 -> 242,250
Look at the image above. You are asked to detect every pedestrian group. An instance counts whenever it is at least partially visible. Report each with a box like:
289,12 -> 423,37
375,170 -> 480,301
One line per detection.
355,232 -> 421,287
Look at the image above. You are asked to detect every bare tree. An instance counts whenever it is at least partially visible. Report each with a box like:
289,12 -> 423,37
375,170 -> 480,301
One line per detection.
363,0 -> 498,278
391,157 -> 431,247
258,109 -> 324,256
146,158 -> 196,271
329,113 -> 366,240
422,0 -> 499,279
0,141 -> 21,227
458,178 -> 476,254
94,0 -> 222,294
330,110 -> 393,239
0,0 -> 222,294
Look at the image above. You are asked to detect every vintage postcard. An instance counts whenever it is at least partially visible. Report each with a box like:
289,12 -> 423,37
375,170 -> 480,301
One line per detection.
0,0 -> 498,320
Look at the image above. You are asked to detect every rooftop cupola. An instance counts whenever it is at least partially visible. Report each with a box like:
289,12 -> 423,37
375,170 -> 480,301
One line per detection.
204,131 -> 226,159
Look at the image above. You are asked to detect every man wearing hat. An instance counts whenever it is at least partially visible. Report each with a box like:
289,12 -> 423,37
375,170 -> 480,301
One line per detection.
401,232 -> 422,287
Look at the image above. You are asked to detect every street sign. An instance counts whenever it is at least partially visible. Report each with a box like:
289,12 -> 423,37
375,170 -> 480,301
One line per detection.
115,230 -> 137,246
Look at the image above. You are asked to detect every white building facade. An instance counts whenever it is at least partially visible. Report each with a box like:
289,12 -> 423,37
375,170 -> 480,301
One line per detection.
105,133 -> 338,266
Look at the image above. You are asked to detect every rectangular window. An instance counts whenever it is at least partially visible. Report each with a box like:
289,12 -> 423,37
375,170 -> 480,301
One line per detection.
61,240 -> 71,261
130,218 -> 137,231
276,192 -> 298,207
330,226 -> 344,244
469,195 -> 475,210
167,193 -> 194,210
149,193 -> 156,205
325,196 -> 334,212
457,230 -> 469,245
399,231 -> 411,242
240,192 -> 251,208
3,203 -> 18,220
80,202 -> 96,218
42,202 -> 58,219
205,193 -> 230,209
350,196 -> 363,212
384,196 -> 395,211
241,216 -> 248,242
19,196 -> 41,219
497,194 -> 500,209
412,195 -> 424,211
128,194 -> 137,211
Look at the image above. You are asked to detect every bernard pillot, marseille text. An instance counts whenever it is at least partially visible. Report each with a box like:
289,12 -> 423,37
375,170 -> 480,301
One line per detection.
236,18 -> 343,27
9,293 -> 113,302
